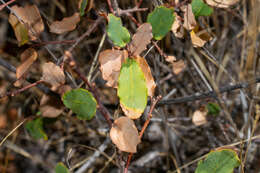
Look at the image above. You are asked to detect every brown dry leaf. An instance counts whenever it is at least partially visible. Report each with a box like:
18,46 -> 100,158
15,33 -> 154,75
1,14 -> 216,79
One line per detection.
183,4 -> 197,30
172,60 -> 186,75
205,0 -> 240,8
49,13 -> 80,34
99,49 -> 127,88
135,56 -> 156,97
110,117 -> 140,153
192,109 -> 207,126
0,115 -> 7,129
129,23 -> 153,56
15,48 -> 38,87
40,94 -> 63,118
41,62 -> 65,88
10,4 -> 44,41
171,14 -> 184,38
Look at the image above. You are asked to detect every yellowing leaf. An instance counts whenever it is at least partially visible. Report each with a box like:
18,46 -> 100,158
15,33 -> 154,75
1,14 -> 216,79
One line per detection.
10,4 -> 44,41
205,0 -> 240,8
118,58 -> 148,119
135,56 -> 156,97
129,23 -> 153,56
8,14 -> 29,46
15,48 -> 38,87
110,117 -> 140,153
49,13 -> 80,34
41,62 -> 65,88
99,49 -> 127,88
190,25 -> 212,47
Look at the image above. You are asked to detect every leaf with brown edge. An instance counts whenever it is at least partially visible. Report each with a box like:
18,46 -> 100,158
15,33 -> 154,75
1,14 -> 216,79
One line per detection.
41,62 -> 65,89
40,94 -> 63,118
10,4 -> 44,41
205,0 -> 239,8
135,56 -> 156,97
49,13 -> 80,34
120,103 -> 143,119
129,23 -> 153,56
183,4 -> 197,30
110,117 -> 140,153
14,48 -> 38,87
99,49 -> 127,88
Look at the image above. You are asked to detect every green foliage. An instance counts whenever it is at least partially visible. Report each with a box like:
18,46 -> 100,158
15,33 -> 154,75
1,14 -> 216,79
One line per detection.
55,162 -> 69,173
118,58 -> 148,115
147,6 -> 175,40
195,149 -> 240,173
25,117 -> 47,140
62,88 -> 97,120
107,14 -> 130,47
192,0 -> 213,18
80,0 -> 88,16
207,103 -> 220,116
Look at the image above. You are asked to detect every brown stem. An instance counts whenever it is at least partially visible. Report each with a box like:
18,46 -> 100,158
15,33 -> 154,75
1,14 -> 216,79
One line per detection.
137,0 -> 143,8
106,0 -> 115,14
31,40 -> 75,47
124,96 -> 162,173
118,7 -> 148,16
0,80 -> 44,99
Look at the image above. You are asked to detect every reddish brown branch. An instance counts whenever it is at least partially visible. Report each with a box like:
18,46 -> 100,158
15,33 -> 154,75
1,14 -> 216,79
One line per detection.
0,80 -> 44,99
124,96 -> 162,173
137,0 -> 143,8
31,40 -> 75,47
106,0 -> 115,14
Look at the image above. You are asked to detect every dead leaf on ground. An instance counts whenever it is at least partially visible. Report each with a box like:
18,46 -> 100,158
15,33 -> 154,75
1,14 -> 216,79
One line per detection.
192,109 -> 208,126
40,94 -> 63,118
171,14 -> 184,38
49,13 -> 80,34
205,0 -> 240,8
41,62 -> 65,88
110,117 -> 140,153
10,4 -> 44,41
172,59 -> 186,75
14,48 -> 38,87
135,56 -> 156,97
183,4 -> 197,30
99,49 -> 127,88
190,25 -> 212,47
129,23 -> 153,56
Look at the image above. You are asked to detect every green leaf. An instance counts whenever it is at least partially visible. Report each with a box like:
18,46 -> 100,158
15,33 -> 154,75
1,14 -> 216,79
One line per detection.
62,88 -> 97,120
26,117 -> 47,140
118,58 -> 148,118
192,0 -> 213,18
55,162 -> 69,173
195,149 -> 240,173
107,14 -> 130,47
80,0 -> 88,16
206,103 -> 220,116
147,6 -> 175,40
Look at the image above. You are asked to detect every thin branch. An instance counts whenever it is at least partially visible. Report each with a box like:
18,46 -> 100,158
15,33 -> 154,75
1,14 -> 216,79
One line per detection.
0,0 -> 15,11
124,96 -> 162,173
158,77 -> 260,106
106,0 -> 115,14
118,7 -> 148,16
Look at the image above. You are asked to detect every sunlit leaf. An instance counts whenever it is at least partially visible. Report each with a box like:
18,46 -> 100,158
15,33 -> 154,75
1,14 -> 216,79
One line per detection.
195,149 -> 240,173
62,88 -> 97,120
107,14 -> 130,47
26,117 -> 47,140
192,0 -> 213,18
117,58 -> 148,119
147,6 -> 175,40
